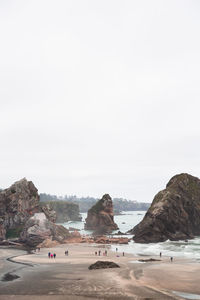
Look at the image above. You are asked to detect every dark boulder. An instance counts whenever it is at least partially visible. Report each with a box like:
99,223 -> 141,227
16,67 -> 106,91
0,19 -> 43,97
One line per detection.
130,173 -> 200,243
88,261 -> 120,270
138,258 -> 161,262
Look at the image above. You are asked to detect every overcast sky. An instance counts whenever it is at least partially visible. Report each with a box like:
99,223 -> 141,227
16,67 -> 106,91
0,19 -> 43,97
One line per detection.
0,0 -> 200,202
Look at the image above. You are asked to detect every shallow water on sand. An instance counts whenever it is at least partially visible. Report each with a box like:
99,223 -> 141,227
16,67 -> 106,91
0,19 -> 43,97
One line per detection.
62,211 -> 200,260
173,291 -> 200,299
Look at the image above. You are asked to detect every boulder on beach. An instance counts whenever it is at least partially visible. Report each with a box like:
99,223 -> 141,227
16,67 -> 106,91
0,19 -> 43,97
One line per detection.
88,261 -> 120,270
129,173 -> 200,243
84,194 -> 118,234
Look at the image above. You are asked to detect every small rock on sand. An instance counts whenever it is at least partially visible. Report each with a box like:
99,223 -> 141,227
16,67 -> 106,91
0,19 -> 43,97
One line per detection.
89,261 -> 120,270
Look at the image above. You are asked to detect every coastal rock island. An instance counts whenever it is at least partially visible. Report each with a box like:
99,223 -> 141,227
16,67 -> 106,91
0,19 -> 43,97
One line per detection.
85,194 -> 118,234
130,173 -> 200,243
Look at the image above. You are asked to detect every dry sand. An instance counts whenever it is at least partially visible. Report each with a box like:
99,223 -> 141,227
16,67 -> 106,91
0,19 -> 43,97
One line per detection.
0,243 -> 199,300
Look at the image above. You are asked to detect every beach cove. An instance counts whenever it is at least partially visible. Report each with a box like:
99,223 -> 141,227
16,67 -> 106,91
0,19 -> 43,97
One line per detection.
1,243 -> 200,300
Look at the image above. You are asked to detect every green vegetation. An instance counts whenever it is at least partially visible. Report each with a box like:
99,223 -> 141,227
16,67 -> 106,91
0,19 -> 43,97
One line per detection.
40,193 -> 150,213
40,200 -> 81,222
6,226 -> 23,239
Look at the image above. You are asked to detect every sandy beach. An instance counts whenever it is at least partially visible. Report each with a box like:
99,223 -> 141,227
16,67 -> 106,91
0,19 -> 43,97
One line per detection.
0,243 -> 199,300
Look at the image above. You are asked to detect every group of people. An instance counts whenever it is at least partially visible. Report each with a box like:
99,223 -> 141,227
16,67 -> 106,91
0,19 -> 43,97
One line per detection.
48,252 -> 56,258
95,250 -> 108,256
45,249 -> 172,262
94,249 -> 125,257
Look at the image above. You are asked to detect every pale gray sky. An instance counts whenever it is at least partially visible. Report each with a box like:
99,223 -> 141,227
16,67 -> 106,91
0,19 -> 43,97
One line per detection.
0,0 -> 200,202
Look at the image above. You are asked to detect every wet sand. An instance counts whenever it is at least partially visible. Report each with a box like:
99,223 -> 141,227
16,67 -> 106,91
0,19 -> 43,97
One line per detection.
0,243 -> 199,299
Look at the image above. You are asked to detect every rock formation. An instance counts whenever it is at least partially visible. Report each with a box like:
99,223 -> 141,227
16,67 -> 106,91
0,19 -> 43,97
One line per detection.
85,194 -> 118,234
0,178 -> 40,240
40,204 -> 57,223
40,201 -> 82,223
20,212 -> 70,247
130,173 -> 200,243
0,178 -> 70,247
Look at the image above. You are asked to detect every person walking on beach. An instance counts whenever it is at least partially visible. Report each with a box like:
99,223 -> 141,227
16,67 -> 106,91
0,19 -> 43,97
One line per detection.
51,253 -> 53,258
48,252 -> 51,258
160,252 -> 162,258
123,252 -> 125,257
170,256 -> 173,262
116,248 -> 118,252
98,250 -> 101,256
105,250 -> 107,256
53,253 -> 56,258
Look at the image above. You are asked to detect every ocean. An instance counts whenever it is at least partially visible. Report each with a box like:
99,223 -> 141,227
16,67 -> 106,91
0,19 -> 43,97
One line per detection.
62,211 -> 200,260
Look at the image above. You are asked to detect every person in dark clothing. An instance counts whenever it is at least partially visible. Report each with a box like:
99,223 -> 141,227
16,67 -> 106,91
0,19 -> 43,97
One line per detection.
170,257 -> 173,262
48,252 -> 51,258
98,250 -> 101,256
53,253 -> 56,258
160,252 -> 162,258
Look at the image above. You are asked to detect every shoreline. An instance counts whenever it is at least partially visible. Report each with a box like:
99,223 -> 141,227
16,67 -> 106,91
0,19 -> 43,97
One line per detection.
1,243 -> 199,299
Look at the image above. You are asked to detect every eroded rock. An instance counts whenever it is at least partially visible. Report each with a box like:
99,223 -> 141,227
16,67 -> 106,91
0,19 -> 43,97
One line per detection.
20,212 -> 71,247
85,194 -> 118,234
130,173 -> 200,243
0,178 -> 39,239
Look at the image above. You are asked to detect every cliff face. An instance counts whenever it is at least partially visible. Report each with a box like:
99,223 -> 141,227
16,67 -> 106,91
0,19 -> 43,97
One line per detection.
40,201 -> 81,223
0,178 -> 70,246
0,178 -> 40,239
130,173 -> 200,243
85,194 -> 118,234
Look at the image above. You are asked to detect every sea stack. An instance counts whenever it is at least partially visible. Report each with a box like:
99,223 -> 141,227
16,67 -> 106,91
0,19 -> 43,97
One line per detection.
130,173 -> 200,243
0,178 -> 70,247
85,194 -> 118,234
0,178 -> 40,240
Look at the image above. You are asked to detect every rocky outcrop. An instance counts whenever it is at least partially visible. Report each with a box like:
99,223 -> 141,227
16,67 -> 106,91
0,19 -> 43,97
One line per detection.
40,204 -> 57,223
0,178 -> 40,239
40,201 -> 81,223
85,194 -> 118,234
130,173 -> 200,243
93,236 -> 129,244
20,212 -> 70,247
0,178 -> 70,247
